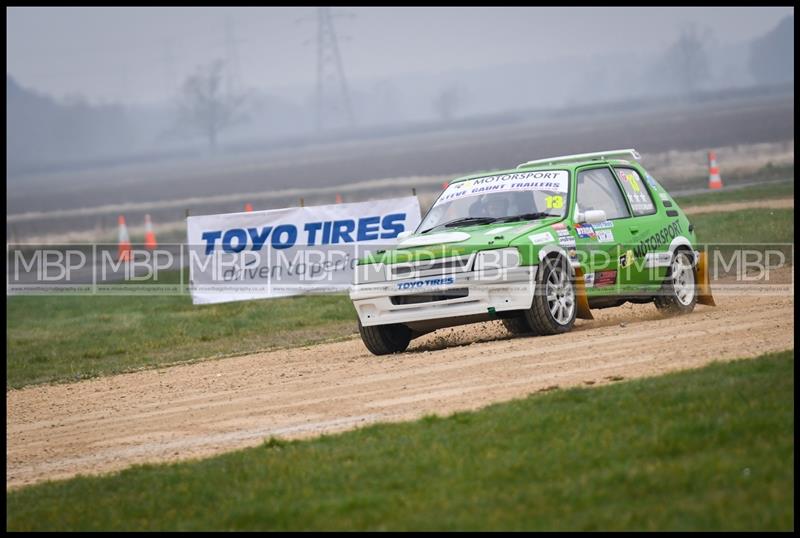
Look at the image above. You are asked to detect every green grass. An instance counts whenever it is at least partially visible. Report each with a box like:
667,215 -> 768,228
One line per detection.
689,208 -> 794,244
674,179 -> 794,208
684,208 -> 794,279
7,285 -> 357,389
6,350 -> 794,531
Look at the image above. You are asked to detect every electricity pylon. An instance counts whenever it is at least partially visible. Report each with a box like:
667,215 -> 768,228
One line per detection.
299,7 -> 355,132
224,15 -> 245,99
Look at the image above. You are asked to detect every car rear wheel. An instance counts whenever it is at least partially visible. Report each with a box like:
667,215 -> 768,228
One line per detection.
358,320 -> 412,355
654,250 -> 697,316
523,255 -> 577,335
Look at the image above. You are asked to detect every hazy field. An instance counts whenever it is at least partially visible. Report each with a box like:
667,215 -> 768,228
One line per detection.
7,90 -> 794,243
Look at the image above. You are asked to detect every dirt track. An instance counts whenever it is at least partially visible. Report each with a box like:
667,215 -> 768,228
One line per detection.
6,266 -> 794,489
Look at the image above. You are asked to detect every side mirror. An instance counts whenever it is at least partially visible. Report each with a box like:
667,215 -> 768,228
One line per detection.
575,209 -> 607,224
584,210 -> 607,224
397,230 -> 413,240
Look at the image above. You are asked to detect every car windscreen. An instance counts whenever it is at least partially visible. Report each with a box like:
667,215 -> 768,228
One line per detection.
417,170 -> 569,233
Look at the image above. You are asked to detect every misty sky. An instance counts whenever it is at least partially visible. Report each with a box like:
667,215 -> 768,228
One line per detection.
7,6 -> 794,105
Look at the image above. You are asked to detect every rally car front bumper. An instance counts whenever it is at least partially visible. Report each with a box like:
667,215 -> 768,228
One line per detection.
349,265 -> 538,327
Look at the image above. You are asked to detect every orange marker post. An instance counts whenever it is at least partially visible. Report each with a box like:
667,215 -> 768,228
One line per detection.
708,151 -> 723,190
144,214 -> 157,250
117,215 -> 132,262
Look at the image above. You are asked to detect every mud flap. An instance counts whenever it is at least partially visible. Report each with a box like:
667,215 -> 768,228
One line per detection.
696,251 -> 716,306
573,266 -> 594,320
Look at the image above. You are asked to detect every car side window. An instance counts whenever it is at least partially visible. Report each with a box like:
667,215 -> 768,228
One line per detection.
576,167 -> 631,220
614,167 -> 657,216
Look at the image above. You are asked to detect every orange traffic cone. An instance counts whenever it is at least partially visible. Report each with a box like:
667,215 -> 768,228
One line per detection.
117,215 -> 132,262
144,214 -> 157,250
244,203 -> 254,212
708,151 -> 723,189
335,194 -> 343,204
442,182 -> 449,189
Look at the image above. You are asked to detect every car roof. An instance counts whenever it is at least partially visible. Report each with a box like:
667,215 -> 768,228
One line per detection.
448,159 -> 637,184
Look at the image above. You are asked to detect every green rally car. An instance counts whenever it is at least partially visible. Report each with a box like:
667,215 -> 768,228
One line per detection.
349,149 -> 715,355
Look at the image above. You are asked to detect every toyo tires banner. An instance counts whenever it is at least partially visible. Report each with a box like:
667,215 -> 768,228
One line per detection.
186,196 -> 421,304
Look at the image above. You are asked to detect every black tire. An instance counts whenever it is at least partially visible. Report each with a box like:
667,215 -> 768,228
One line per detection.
358,320 -> 412,355
655,249 -> 698,316
523,255 -> 577,335
501,316 -> 536,336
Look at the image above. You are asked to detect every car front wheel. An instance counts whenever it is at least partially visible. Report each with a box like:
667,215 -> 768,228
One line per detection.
358,320 -> 412,355
523,256 -> 577,335
501,315 -> 537,336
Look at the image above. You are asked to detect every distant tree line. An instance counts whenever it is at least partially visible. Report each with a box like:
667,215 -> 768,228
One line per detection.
749,15 -> 793,84
6,76 -> 135,173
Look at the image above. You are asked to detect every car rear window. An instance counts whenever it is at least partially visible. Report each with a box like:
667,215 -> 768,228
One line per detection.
614,167 -> 657,216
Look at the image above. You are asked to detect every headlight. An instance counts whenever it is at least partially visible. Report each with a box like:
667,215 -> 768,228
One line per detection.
473,248 -> 520,272
353,262 -> 387,285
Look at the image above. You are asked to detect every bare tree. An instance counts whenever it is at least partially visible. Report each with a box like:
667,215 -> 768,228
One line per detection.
674,25 -> 711,95
177,60 -> 247,151
643,25 -> 712,97
653,25 -> 712,96
432,86 -> 462,122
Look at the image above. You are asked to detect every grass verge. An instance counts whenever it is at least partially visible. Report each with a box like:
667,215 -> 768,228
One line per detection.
689,207 -> 794,244
674,179 -> 793,208
6,291 -> 357,389
6,350 -> 794,531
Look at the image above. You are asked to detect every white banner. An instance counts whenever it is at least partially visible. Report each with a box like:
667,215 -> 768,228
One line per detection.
433,170 -> 568,208
187,196 -> 421,304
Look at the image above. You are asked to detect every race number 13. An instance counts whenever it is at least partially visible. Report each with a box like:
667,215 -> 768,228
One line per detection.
546,195 -> 564,209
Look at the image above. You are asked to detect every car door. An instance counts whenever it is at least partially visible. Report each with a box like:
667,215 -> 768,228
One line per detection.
611,166 -> 665,292
573,166 -> 635,295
